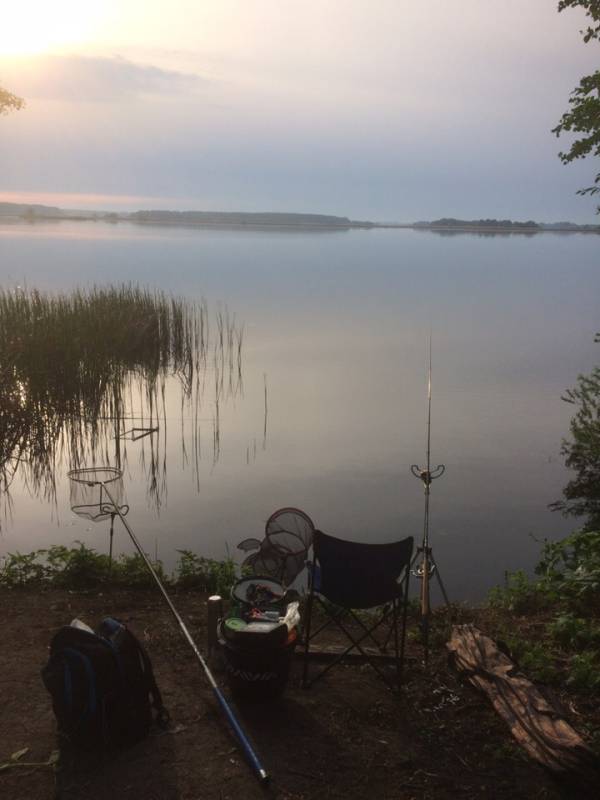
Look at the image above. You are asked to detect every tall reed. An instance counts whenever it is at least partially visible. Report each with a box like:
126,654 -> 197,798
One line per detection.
0,285 -> 243,514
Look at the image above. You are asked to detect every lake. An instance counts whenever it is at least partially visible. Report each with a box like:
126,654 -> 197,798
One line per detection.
0,218 -> 598,601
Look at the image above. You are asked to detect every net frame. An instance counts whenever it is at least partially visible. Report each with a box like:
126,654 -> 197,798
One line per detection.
231,575 -> 286,606
265,507 -> 315,554
237,507 -> 316,586
67,467 -> 128,522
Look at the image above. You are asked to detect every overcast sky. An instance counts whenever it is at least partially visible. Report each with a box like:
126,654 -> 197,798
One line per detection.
0,1 -> 598,221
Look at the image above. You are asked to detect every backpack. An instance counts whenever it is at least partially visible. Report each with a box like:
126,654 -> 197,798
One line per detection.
42,617 -> 169,749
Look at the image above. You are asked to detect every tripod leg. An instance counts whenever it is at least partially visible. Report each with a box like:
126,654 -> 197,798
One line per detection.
429,552 -> 450,607
109,513 -> 115,575
410,549 -> 421,571
420,548 -> 431,666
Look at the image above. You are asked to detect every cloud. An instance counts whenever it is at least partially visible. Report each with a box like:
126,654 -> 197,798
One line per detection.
1,54 -> 207,102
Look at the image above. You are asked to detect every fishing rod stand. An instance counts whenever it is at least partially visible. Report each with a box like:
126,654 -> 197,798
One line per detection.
410,464 -> 450,606
410,544 -> 450,606
410,462 -> 451,666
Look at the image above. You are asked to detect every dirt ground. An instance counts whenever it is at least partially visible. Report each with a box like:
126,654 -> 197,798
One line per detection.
0,588 -> 597,800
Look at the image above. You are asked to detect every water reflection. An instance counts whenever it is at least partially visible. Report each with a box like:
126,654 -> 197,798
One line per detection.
0,285 -> 244,519
413,228 -> 539,238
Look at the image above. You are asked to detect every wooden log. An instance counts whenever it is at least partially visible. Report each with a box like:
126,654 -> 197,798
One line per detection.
446,624 -> 598,777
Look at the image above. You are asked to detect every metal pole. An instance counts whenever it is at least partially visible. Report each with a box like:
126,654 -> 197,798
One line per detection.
411,338 -> 445,665
100,482 -> 269,784
108,513 -> 115,574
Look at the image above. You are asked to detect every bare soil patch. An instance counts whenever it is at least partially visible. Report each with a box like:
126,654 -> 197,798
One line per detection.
0,588 -> 595,799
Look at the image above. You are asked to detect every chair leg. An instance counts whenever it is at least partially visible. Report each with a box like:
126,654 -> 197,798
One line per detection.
398,566 -> 410,687
393,598 -> 400,690
302,580 -> 315,689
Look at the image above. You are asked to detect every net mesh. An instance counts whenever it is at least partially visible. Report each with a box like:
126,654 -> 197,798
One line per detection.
237,507 -> 315,586
68,467 -> 126,522
265,508 -> 314,551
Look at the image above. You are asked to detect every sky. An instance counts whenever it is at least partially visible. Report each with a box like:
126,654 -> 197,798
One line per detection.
0,0 -> 598,222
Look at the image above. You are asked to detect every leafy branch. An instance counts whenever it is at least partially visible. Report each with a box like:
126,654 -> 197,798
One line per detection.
553,1 -> 600,210
0,86 -> 24,116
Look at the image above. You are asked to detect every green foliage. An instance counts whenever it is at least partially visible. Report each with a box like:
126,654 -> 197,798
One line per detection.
506,635 -> 560,685
553,2 -> 600,210
558,1 -> 600,44
488,570 -> 549,613
488,530 -> 600,694
489,530 -> 600,615
175,549 -> 237,596
550,366 -> 600,528
566,651 -> 600,694
47,542 -> 112,589
113,553 -> 168,588
0,550 -> 51,587
0,86 -> 24,115
548,612 -> 600,648
0,543 -> 238,595
536,529 -> 600,610
487,335 -> 600,694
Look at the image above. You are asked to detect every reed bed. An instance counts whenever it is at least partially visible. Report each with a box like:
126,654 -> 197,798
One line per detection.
0,285 -> 243,511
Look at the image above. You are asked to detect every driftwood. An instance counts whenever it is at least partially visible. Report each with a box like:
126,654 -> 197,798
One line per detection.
447,624 -> 597,776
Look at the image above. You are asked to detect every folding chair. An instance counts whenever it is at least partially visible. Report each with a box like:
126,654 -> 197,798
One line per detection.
301,530 -> 413,691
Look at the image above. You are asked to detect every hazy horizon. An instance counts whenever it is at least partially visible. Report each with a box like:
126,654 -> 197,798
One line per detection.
0,192 -> 600,227
1,1 -> 599,223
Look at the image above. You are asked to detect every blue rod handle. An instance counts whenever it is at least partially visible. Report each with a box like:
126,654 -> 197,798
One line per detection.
213,685 -> 269,783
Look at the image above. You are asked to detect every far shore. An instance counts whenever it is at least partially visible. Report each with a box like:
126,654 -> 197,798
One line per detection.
1,212 -> 599,235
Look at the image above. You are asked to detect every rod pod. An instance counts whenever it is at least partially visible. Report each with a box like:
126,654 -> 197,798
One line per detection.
410,340 -> 448,665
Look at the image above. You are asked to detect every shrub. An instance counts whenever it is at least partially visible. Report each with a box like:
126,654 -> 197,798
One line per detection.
0,550 -> 51,587
0,543 -> 237,594
175,550 -> 237,596
535,529 -> 600,612
548,612 -> 600,649
566,652 -> 600,695
488,570 -> 548,613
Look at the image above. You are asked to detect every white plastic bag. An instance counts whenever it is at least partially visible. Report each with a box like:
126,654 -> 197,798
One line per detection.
281,601 -> 300,631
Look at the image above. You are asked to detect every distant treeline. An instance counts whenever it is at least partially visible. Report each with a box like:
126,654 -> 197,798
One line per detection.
414,217 -> 600,232
1,203 -> 598,232
0,202 -> 64,217
414,217 -> 539,229
129,210 -> 355,227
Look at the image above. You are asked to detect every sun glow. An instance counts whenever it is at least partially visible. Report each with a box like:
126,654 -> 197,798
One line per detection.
0,2 -> 107,56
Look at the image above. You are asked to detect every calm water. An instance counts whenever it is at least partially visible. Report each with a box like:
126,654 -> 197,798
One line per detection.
1,218 -> 598,601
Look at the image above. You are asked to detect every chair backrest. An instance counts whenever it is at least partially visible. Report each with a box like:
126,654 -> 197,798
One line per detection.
313,531 -> 414,609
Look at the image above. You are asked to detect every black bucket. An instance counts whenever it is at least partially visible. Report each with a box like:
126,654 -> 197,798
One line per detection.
218,624 -> 297,699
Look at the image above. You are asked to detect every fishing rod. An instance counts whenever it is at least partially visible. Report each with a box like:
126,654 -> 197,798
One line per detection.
410,340 -> 449,665
67,467 -> 269,784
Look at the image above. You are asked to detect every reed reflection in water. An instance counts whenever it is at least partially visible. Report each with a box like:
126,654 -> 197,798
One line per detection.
0,285 -> 244,519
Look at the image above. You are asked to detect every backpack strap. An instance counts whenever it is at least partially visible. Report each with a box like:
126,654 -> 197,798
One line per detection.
99,617 -> 170,729
137,642 -> 170,729
63,647 -> 97,717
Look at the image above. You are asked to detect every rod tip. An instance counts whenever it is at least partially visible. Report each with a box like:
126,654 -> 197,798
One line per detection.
259,769 -> 270,784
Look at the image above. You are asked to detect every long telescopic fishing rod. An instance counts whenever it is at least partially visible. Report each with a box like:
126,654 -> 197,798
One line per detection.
410,340 -> 448,665
67,468 -> 269,784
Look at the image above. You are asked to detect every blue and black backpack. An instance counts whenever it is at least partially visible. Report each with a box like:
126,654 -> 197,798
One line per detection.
42,617 -> 169,749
